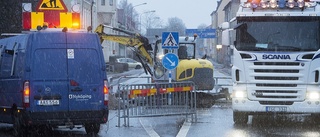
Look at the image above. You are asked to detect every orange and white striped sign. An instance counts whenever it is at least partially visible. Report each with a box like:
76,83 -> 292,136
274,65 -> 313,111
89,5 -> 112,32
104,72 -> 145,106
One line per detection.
129,86 -> 193,98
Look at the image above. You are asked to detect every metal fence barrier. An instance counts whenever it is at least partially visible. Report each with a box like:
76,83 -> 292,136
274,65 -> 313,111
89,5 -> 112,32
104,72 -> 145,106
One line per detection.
116,78 -> 197,127
213,76 -> 232,92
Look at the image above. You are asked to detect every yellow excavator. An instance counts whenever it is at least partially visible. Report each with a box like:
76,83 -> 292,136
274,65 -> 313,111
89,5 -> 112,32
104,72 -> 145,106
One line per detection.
94,24 -> 214,90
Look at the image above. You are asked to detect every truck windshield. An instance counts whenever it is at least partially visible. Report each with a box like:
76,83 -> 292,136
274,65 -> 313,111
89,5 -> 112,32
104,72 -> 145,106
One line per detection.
235,17 -> 320,51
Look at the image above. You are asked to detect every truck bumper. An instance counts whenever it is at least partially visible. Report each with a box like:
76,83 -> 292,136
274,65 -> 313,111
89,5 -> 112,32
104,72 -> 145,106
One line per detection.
232,98 -> 320,114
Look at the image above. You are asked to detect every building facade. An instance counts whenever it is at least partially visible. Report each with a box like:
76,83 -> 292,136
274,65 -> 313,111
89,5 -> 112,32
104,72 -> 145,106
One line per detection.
211,0 -> 239,67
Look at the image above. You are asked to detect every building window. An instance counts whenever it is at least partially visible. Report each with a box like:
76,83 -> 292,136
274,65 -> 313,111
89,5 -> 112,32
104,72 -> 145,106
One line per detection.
109,0 -> 113,6
101,0 -> 105,6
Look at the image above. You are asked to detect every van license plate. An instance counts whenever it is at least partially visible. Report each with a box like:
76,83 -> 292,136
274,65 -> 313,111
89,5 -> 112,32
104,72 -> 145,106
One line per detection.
37,100 -> 60,106
266,106 -> 287,112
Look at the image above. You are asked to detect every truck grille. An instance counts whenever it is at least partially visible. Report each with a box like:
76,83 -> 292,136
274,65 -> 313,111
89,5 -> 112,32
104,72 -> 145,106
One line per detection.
248,61 -> 305,105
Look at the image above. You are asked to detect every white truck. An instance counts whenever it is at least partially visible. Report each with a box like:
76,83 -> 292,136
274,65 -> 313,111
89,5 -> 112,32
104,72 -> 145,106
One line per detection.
221,0 -> 320,124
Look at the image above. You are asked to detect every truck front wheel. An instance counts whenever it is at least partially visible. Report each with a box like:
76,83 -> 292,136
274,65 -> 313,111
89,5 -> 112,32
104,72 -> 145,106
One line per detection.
233,111 -> 248,124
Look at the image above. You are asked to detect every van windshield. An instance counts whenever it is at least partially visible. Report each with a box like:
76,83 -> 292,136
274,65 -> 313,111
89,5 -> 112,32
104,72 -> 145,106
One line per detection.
235,16 -> 320,51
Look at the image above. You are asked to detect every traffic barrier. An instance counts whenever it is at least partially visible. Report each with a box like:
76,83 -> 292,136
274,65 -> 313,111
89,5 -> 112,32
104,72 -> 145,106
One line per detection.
116,77 -> 197,127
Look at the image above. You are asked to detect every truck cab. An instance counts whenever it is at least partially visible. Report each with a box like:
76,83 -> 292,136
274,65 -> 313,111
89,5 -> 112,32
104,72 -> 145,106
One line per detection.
222,0 -> 320,124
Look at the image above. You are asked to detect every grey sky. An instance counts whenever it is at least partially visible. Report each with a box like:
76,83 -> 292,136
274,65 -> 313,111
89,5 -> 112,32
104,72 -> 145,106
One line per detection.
125,0 -> 218,29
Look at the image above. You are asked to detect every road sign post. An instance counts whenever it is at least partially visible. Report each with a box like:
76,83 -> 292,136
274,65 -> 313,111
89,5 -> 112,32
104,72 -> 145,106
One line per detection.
161,31 -> 179,105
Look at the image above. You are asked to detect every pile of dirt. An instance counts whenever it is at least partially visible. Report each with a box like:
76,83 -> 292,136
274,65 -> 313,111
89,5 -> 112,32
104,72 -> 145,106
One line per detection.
195,92 -> 216,108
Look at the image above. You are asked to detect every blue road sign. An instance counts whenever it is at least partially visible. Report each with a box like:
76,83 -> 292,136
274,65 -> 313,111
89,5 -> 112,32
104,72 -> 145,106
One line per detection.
185,29 -> 216,38
162,53 -> 179,70
162,32 -> 179,49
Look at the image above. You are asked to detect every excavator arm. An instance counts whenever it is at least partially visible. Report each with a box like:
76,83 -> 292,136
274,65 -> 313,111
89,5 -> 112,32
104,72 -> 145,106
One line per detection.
94,24 -> 154,75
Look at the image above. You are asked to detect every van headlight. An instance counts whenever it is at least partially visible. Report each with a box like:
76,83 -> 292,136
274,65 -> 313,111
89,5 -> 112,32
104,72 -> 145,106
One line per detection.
233,90 -> 247,98
307,92 -> 320,100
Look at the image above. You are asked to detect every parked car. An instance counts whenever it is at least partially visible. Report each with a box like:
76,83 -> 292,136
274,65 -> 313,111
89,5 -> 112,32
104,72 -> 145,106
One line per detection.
116,58 -> 142,69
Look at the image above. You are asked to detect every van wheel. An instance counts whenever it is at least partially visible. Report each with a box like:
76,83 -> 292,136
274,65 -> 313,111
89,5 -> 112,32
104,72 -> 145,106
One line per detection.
135,65 -> 141,69
34,125 -> 53,136
13,115 -> 28,137
85,123 -> 100,134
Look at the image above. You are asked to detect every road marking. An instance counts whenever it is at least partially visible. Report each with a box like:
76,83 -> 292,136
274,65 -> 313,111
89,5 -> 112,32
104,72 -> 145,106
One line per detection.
197,109 -> 212,116
176,121 -> 191,137
139,118 -> 160,137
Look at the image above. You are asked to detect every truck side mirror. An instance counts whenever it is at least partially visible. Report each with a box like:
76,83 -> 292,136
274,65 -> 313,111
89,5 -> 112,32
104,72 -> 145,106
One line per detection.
222,29 -> 236,46
219,22 -> 230,30
222,30 -> 230,46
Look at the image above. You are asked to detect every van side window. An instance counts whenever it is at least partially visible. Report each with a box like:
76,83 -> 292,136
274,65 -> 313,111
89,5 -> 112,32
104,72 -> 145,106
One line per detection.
0,45 -> 4,66
0,48 -> 14,78
10,43 -> 18,76
0,42 -> 19,77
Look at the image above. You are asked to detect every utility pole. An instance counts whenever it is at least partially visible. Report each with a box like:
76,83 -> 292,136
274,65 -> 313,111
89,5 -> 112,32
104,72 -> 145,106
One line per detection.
90,0 -> 94,30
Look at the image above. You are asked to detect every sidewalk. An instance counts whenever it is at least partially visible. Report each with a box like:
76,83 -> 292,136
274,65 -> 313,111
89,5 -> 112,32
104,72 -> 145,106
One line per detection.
107,69 -> 146,82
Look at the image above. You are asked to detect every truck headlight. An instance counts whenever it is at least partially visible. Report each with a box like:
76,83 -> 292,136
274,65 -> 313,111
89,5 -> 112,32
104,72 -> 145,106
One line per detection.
307,92 -> 320,100
233,90 -> 247,98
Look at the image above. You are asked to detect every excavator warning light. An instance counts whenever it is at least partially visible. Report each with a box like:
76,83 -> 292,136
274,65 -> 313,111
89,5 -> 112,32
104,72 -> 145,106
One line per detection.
87,26 -> 93,32
62,27 -> 68,32
36,25 -> 42,31
193,34 -> 198,38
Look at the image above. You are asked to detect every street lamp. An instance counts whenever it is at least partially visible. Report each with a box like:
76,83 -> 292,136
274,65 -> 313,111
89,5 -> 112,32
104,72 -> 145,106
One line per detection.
130,3 -> 147,30
216,44 -> 222,63
125,3 -> 147,58
216,45 -> 222,50
133,2 -> 147,8
90,0 -> 95,29
139,10 -> 156,32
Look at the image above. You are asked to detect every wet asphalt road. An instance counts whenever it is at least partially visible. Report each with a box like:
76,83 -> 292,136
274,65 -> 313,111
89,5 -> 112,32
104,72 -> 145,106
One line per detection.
2,102 -> 320,137
2,67 -> 320,136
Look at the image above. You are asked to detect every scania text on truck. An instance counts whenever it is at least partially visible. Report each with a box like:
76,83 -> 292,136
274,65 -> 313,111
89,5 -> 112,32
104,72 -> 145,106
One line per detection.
0,28 -> 109,135
221,0 -> 320,124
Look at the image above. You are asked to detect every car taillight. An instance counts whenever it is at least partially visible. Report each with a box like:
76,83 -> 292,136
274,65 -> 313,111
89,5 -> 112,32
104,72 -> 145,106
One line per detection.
23,81 -> 30,108
104,80 -> 109,106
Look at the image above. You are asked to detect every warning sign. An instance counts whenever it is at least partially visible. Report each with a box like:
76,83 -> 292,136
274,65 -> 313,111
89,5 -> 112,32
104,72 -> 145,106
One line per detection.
36,0 -> 68,12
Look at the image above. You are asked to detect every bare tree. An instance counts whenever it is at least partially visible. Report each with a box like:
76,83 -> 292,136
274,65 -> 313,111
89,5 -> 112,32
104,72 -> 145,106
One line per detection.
118,0 -> 139,30
165,17 -> 186,35
141,12 -> 163,33
197,23 -> 208,29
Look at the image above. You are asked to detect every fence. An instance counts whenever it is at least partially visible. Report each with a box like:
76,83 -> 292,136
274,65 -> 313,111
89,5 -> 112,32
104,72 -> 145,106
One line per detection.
115,77 -> 197,127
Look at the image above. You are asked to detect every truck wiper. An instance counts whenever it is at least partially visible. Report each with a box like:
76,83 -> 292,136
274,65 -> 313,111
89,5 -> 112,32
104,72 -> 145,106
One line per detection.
272,44 -> 301,51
